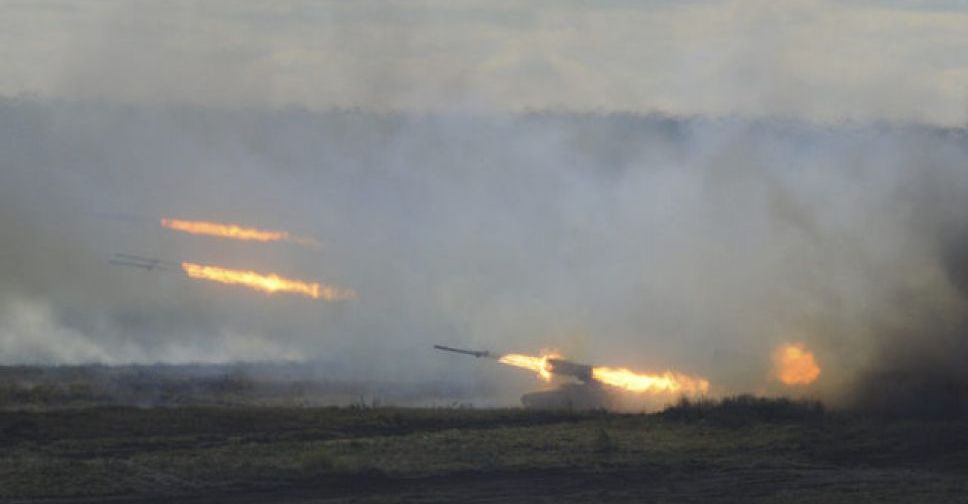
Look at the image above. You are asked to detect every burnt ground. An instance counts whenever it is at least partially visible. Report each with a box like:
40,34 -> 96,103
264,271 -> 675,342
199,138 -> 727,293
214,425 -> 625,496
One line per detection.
2,402 -> 967,503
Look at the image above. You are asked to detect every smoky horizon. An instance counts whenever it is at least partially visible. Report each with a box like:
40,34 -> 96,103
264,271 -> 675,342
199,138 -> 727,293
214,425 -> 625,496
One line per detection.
2,99 -> 967,412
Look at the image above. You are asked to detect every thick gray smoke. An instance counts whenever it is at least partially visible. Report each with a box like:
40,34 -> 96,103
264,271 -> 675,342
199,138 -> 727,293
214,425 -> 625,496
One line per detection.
1,99 -> 967,410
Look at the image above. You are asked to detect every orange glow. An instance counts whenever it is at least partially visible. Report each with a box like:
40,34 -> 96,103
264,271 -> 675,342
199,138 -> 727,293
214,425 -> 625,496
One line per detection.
162,218 -> 287,241
180,262 -> 356,301
499,350 -> 711,396
592,367 -> 710,395
773,343 -> 821,385
498,352 -> 560,381
161,218 -> 320,247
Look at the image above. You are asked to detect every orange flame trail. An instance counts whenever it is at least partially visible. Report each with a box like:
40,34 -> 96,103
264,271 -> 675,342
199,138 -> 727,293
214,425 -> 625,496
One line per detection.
773,343 -> 820,385
161,218 -> 320,247
591,367 -> 710,395
498,351 -> 710,396
498,352 -> 560,381
180,262 -> 355,301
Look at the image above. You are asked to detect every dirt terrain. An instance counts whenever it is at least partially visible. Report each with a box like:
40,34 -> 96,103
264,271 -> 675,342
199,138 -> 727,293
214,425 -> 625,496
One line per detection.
2,400 -> 967,503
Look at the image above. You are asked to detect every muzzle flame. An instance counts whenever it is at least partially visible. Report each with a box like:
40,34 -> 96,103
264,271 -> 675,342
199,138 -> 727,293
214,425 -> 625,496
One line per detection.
180,262 -> 355,301
161,218 -> 319,247
591,367 -> 710,395
773,343 -> 820,385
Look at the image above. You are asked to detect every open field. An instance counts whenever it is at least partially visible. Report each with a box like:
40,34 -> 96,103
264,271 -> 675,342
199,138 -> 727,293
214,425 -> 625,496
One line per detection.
0,363 -> 490,410
2,399 -> 967,503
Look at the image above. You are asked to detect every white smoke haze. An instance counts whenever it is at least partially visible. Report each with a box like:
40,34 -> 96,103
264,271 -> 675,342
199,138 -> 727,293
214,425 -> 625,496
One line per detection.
2,1 -> 967,124
1,100 -> 967,409
0,1 -> 967,409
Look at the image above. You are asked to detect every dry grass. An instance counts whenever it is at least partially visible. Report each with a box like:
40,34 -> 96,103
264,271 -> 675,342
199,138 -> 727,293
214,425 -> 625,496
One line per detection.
1,401 -> 966,501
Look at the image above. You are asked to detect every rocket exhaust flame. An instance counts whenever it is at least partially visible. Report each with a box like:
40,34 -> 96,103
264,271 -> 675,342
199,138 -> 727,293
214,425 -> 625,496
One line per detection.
162,218 -> 285,241
110,253 -> 354,301
498,352 -> 561,381
591,367 -> 710,395
180,262 -> 356,301
161,218 -> 320,247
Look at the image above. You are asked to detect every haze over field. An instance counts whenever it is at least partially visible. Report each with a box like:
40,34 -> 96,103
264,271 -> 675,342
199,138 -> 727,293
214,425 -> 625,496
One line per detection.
1,0 -> 967,410
3,0 -> 968,125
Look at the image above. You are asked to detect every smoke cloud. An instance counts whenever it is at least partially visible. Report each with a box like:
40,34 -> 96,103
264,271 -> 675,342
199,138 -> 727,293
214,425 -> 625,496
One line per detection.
2,1 -> 968,411
1,99 -> 967,411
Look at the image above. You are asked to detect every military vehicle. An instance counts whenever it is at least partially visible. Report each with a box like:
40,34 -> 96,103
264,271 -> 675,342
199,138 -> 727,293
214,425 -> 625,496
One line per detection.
434,344 -> 614,410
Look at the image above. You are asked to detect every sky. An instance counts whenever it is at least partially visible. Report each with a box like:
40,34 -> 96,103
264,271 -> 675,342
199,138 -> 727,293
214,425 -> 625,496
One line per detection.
1,1 -> 967,409
1,0 -> 966,125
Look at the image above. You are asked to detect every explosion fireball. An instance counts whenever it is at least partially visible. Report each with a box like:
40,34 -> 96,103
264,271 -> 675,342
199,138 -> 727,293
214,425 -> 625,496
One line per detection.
773,343 -> 821,385
161,218 -> 319,247
180,262 -> 356,301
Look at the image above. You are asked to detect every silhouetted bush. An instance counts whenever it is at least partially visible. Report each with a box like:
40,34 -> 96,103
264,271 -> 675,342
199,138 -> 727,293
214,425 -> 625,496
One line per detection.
660,394 -> 825,425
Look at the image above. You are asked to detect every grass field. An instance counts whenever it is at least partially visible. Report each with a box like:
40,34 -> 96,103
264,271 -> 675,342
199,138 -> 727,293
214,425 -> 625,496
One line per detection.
2,398 -> 967,503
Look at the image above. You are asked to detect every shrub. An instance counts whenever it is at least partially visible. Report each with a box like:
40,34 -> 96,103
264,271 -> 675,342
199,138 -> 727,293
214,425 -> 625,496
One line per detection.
661,394 -> 825,425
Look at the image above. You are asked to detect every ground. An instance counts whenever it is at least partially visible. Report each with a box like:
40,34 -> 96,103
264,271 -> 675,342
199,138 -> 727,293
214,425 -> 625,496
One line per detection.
2,401 -> 967,503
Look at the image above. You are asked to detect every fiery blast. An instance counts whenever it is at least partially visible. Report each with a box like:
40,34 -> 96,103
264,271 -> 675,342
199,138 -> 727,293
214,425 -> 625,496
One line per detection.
499,351 -> 710,396
498,352 -> 561,381
161,218 -> 319,247
591,367 -> 710,395
773,343 -> 821,385
180,262 -> 356,301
